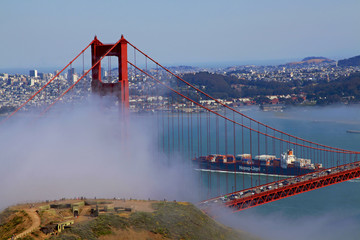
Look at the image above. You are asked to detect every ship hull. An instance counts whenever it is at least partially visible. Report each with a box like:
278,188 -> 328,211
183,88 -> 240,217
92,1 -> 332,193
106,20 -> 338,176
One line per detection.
194,161 -> 316,177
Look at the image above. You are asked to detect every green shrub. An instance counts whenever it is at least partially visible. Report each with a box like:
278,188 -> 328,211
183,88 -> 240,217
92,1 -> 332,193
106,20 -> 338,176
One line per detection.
57,214 -> 129,239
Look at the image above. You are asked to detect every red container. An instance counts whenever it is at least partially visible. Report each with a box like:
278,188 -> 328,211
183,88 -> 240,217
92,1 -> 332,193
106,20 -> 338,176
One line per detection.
273,160 -> 280,167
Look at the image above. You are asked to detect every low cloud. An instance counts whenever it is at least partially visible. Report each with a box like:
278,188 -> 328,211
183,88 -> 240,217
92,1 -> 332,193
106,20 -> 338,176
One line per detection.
0,97 -> 199,209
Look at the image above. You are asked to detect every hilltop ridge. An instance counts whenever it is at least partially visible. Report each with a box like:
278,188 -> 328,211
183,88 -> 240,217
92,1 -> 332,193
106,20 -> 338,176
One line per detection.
0,198 -> 258,240
285,56 -> 335,66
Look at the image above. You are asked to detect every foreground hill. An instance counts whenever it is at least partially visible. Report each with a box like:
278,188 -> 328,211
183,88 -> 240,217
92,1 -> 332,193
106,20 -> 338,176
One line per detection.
0,199 -> 258,240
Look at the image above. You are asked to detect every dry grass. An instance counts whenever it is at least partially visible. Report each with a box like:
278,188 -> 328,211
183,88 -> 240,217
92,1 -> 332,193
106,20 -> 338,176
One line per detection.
0,209 -> 32,239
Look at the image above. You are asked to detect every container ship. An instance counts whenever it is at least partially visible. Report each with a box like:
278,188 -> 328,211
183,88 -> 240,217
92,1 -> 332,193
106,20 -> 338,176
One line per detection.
193,149 -> 323,177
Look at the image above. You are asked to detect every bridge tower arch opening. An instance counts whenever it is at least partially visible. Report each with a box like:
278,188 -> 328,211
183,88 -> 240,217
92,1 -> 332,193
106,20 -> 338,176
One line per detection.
91,35 -> 129,108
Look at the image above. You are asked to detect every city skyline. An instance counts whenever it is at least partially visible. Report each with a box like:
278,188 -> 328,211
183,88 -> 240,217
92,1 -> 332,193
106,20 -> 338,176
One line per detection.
1,0 -> 360,69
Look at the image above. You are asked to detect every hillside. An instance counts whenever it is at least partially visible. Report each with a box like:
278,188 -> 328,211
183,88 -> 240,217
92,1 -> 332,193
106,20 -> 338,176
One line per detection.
0,208 -> 32,239
285,56 -> 335,66
338,55 -> 360,67
180,72 -> 240,99
0,199 -> 258,240
180,71 -> 360,105
181,71 -> 310,99
304,72 -> 360,104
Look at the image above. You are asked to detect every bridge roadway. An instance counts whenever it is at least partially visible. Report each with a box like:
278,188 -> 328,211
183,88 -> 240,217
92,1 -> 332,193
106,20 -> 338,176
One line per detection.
200,160 -> 360,212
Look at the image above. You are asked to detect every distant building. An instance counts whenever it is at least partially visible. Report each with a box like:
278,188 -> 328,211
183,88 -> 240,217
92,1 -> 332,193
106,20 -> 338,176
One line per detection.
72,74 -> 78,83
0,73 -> 8,80
29,69 -> 38,78
67,68 -> 76,82
39,72 -> 48,80
101,67 -> 106,79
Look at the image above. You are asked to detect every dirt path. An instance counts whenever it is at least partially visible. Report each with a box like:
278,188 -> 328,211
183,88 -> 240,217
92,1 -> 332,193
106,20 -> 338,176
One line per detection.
13,208 -> 41,239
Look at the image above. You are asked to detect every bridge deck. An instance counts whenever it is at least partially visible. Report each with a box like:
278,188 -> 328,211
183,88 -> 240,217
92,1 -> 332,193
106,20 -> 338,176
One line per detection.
200,161 -> 360,212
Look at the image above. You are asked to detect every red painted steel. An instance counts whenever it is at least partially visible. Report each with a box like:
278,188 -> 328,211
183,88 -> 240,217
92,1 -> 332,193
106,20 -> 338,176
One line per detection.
120,36 -> 129,109
207,161 -> 360,212
91,35 -> 129,107
41,37 -> 125,115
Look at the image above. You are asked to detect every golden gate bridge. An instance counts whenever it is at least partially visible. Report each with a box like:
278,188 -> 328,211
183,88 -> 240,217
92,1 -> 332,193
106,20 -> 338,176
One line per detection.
2,36 -> 360,212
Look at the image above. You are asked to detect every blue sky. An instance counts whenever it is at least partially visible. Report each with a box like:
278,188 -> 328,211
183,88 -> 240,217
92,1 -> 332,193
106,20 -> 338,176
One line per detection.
1,0 -> 359,69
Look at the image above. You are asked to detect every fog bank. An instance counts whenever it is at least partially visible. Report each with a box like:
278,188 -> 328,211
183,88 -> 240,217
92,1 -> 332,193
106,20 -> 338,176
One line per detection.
0,98 -> 199,209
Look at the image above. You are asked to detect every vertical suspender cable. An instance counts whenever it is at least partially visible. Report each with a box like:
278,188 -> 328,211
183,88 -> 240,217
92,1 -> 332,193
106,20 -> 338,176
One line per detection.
242,115 -> 245,190
216,114 -> 220,195
257,122 -> 260,186
233,110 -> 236,192
224,108 -> 228,193
250,120 -> 253,187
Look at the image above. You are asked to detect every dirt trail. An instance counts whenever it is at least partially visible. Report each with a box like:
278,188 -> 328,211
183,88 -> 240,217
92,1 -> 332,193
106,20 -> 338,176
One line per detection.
13,208 -> 40,239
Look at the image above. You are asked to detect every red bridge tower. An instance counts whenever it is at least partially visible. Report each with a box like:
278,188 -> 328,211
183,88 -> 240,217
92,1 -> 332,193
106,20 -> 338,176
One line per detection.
91,35 -> 129,108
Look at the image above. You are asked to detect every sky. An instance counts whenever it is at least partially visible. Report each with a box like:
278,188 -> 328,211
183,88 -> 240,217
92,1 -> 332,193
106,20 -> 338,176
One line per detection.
1,0 -> 360,70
